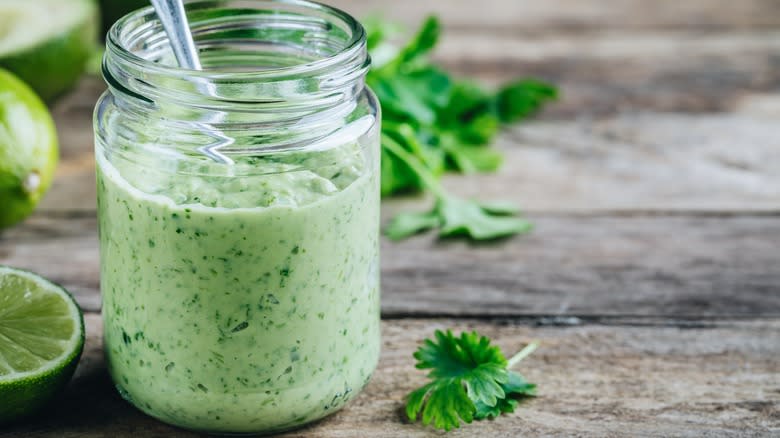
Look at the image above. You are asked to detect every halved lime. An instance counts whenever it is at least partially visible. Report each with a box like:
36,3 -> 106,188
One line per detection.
0,0 -> 98,101
0,266 -> 85,424
0,68 -> 58,230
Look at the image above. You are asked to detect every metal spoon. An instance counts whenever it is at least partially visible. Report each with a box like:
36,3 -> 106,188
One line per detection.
150,0 -> 202,70
150,0 -> 235,164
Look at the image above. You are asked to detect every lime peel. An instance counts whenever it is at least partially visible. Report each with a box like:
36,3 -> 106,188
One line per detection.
0,265 -> 85,424
0,68 -> 58,230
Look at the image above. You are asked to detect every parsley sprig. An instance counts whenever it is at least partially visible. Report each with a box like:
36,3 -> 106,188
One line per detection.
366,16 -> 557,240
406,330 -> 538,431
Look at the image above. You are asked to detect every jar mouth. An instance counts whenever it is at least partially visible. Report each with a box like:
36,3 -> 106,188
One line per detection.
104,0 -> 369,110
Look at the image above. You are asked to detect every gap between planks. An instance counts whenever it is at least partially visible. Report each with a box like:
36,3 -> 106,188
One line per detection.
81,309 -> 780,328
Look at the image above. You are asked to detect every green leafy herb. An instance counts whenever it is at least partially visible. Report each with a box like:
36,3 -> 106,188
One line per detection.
366,16 -> 557,240
406,330 -> 538,431
382,135 -> 532,240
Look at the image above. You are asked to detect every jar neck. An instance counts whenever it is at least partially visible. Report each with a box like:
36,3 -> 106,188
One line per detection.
103,0 -> 369,121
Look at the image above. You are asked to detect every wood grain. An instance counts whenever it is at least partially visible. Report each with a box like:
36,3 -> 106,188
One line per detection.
438,32 -> 780,115
0,213 -> 100,312
2,315 -> 777,437
343,0 -> 780,113
4,213 -> 778,317
447,111 -> 780,212
381,213 -> 780,317
328,0 -> 780,32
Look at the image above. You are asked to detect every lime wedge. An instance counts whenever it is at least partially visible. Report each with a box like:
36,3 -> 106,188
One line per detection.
0,0 -> 98,101
0,68 -> 58,230
0,266 -> 84,424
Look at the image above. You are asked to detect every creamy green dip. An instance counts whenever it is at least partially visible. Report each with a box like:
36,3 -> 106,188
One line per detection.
97,143 -> 380,433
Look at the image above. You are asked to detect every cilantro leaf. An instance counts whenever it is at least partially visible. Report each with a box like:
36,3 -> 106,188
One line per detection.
454,112 -> 501,146
441,135 -> 503,173
406,379 -> 474,431
406,330 -> 538,431
384,196 -> 532,241
363,16 -> 401,51
382,134 -> 532,241
438,81 -> 493,128
474,371 -> 536,420
381,147 -> 422,196
407,330 -> 507,430
437,195 -> 533,240
385,210 -> 439,240
395,16 -> 440,66
495,79 -> 558,123
373,69 -> 452,124
363,16 -> 404,68
367,15 -> 557,240
477,200 -> 522,215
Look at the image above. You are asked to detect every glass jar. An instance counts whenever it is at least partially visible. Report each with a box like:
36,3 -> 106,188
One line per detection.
93,0 -> 380,434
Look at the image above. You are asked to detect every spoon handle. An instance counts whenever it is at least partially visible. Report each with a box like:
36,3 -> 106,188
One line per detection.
150,0 -> 202,70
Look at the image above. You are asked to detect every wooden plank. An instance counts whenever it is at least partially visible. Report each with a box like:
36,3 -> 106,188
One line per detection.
41,78 -> 103,213
437,32 -> 780,114
0,213 -> 100,312
380,214 -> 780,317
2,315 -> 777,437
328,0 -> 780,32
446,111 -> 780,212
3,213 -> 779,317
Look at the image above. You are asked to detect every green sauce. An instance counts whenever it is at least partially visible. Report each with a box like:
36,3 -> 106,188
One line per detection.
97,144 -> 380,433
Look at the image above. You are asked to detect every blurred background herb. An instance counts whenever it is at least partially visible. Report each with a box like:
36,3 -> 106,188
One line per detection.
365,16 -> 556,239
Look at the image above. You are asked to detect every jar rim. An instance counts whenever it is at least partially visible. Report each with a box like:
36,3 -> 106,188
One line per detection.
103,0 -> 369,109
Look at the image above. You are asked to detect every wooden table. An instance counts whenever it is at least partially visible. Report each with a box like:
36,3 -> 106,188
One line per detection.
2,0 -> 779,436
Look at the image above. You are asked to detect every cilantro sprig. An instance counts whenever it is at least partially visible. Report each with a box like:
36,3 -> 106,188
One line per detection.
382,136 -> 533,240
406,330 -> 538,431
366,16 -> 557,240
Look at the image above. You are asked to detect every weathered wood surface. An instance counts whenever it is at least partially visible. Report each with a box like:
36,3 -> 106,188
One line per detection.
2,316 -> 778,437
335,0 -> 780,115
331,0 -> 780,31
3,0 -> 780,436
3,213 -> 779,317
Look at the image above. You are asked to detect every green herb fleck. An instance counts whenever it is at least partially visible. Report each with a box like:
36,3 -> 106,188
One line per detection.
231,321 -> 249,333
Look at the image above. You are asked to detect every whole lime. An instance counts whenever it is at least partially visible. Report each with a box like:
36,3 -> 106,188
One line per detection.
0,68 -> 58,230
